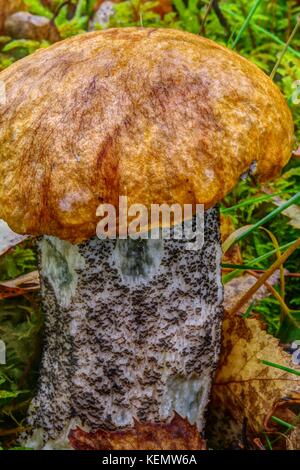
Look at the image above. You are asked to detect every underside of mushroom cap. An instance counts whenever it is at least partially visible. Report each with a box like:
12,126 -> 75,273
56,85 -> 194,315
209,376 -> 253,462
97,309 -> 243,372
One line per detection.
0,28 -> 294,242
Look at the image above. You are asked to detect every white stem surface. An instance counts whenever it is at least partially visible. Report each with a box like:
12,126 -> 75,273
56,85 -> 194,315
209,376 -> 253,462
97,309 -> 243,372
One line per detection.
25,208 -> 223,449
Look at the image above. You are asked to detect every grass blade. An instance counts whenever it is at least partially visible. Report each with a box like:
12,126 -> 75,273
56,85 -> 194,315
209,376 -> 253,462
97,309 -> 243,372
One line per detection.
242,301 -> 256,319
261,360 -> 300,377
223,193 -> 300,253
271,416 -> 295,430
262,432 -> 273,450
221,191 -> 288,214
221,6 -> 300,58
222,240 -> 298,283
230,0 -> 264,48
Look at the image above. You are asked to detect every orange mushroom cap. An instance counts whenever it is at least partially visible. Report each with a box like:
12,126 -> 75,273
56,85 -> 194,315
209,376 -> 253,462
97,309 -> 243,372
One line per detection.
0,28 -> 294,242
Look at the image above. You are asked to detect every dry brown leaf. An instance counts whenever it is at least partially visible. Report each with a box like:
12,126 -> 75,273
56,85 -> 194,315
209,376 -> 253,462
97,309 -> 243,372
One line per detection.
0,285 -> 29,299
0,270 -> 39,290
264,395 -> 300,431
0,270 -> 39,289
207,305 -> 300,449
69,414 -> 206,450
0,271 -> 39,299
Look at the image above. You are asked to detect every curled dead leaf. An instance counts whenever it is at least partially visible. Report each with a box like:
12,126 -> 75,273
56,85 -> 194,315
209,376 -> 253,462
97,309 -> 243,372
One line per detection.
264,395 -> 300,433
0,271 -> 40,298
0,286 -> 30,299
263,396 -> 300,449
69,414 -> 206,450
0,270 -> 39,290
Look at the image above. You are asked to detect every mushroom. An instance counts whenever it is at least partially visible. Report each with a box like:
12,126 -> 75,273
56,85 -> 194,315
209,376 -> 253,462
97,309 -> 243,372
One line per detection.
0,28 -> 293,449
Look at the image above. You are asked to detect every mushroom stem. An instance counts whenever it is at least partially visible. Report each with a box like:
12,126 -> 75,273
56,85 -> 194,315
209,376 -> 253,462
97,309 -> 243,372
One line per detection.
26,207 -> 223,449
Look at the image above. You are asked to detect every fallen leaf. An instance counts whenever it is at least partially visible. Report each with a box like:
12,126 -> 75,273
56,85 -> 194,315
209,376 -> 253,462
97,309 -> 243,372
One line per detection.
0,285 -> 30,300
0,270 -> 40,300
207,303 -> 300,449
264,395 -> 300,432
69,413 -> 206,450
